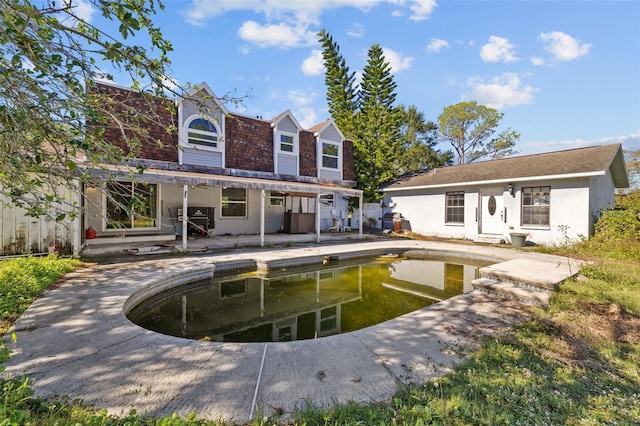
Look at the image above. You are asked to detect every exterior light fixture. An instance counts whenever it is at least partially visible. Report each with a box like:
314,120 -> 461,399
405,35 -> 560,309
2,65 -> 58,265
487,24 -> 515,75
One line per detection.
507,183 -> 515,197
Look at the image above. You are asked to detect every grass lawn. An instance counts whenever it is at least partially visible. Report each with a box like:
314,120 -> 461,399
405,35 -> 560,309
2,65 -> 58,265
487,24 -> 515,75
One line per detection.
1,194 -> 639,425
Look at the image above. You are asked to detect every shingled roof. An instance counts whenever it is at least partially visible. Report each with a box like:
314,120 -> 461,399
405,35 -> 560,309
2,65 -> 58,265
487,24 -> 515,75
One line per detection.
384,144 -> 629,191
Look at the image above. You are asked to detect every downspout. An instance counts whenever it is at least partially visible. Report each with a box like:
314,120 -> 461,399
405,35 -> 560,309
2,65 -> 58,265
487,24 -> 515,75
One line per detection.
260,189 -> 265,247
182,185 -> 188,251
316,193 -> 321,243
358,194 -> 363,239
72,178 -> 83,257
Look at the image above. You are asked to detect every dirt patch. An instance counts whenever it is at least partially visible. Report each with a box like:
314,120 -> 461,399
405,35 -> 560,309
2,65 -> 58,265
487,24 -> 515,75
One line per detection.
538,302 -> 640,368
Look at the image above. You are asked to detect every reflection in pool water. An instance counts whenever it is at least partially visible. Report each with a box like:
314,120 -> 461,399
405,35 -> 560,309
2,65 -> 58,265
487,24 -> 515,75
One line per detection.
127,256 -> 489,343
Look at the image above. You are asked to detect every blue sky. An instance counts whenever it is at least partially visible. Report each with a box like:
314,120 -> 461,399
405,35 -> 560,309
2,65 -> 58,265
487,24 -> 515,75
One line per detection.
82,0 -> 639,156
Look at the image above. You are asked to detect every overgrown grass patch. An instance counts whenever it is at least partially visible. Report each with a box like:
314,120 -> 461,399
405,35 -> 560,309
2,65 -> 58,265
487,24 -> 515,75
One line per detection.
0,256 -> 82,335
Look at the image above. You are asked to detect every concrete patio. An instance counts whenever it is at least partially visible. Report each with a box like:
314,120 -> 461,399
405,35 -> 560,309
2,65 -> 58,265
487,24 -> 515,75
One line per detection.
3,238 -> 581,424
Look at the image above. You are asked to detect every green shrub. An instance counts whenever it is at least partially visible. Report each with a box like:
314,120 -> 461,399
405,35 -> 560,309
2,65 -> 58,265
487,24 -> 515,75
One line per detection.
593,191 -> 640,242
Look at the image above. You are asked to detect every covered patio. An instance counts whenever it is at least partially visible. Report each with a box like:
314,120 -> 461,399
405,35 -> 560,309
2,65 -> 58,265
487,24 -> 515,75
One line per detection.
82,165 -> 364,255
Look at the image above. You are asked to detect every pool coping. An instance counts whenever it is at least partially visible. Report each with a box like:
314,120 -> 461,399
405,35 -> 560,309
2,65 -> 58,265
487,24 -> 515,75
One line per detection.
3,240 -> 581,423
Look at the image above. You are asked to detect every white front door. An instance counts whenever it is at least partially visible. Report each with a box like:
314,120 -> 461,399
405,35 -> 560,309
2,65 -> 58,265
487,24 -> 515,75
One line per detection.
480,188 -> 504,235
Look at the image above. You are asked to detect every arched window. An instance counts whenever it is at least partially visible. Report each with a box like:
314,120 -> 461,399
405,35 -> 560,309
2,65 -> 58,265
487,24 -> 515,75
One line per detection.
187,117 -> 219,149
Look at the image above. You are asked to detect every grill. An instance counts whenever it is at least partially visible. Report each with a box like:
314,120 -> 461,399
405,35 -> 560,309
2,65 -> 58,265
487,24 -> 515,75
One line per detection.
178,207 -> 215,235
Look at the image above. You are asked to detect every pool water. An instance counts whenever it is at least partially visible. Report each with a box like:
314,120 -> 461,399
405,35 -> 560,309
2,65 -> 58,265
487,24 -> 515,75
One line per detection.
127,255 -> 490,343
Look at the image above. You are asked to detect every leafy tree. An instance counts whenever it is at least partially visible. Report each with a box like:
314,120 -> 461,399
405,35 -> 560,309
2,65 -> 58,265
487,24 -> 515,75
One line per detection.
625,149 -> 640,191
397,105 -> 453,174
354,44 -> 403,202
437,101 -> 519,164
0,0 -> 180,220
318,29 -> 357,139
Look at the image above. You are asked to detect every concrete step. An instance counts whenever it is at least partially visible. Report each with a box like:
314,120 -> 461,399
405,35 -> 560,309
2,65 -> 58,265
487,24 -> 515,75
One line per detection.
472,277 -> 551,306
478,258 -> 578,291
474,234 -> 505,244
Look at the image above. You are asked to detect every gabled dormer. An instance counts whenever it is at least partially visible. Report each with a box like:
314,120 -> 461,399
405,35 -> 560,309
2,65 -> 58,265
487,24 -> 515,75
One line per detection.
311,120 -> 344,181
177,82 -> 229,169
271,110 -> 302,176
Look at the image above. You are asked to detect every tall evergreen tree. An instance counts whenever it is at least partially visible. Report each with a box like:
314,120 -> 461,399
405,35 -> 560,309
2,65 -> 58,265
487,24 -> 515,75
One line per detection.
318,32 -> 451,202
317,29 -> 357,138
354,44 -> 403,202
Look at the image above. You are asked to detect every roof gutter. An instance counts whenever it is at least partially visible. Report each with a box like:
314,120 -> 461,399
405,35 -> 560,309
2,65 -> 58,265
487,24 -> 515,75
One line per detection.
382,171 -> 606,192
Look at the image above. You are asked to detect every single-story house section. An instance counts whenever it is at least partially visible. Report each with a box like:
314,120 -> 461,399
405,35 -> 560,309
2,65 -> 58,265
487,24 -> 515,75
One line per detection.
382,144 -> 629,246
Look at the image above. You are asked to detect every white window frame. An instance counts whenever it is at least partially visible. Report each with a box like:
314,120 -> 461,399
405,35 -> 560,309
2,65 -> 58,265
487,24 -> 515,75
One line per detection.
181,115 -> 223,153
445,191 -> 465,224
221,187 -> 248,218
269,191 -> 285,206
521,186 -> 551,228
320,141 -> 340,170
319,194 -> 334,207
278,133 -> 297,154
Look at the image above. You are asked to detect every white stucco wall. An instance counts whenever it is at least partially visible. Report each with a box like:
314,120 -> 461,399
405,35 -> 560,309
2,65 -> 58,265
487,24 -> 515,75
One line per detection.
588,169 -> 616,235
384,176 -> 600,246
385,187 -> 480,240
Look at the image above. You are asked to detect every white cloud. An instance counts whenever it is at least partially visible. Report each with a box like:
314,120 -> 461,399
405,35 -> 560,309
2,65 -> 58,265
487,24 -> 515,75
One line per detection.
539,31 -> 591,61
409,0 -> 438,21
58,0 -> 95,26
237,21 -> 315,49
285,89 -> 321,127
531,56 -> 545,66
346,23 -> 365,38
160,75 -> 180,92
295,107 -> 320,128
301,50 -> 325,76
480,36 -> 518,63
185,0 -> 437,28
383,47 -> 413,73
287,89 -> 316,107
427,38 -> 449,53
465,73 -> 537,109
73,0 -> 95,22
523,131 -> 640,153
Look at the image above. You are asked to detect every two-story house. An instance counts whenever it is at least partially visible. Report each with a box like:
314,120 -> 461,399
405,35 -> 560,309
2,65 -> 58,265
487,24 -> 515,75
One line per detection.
0,81 -> 363,256
80,81 -> 363,253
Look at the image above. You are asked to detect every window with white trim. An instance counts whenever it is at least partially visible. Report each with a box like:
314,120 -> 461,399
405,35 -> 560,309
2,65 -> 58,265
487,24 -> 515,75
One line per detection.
445,191 -> 464,224
522,186 -> 550,227
279,134 -> 295,152
186,117 -> 220,150
221,188 -> 247,217
269,191 -> 285,206
105,182 -> 158,229
321,142 -> 339,169
319,194 -> 334,207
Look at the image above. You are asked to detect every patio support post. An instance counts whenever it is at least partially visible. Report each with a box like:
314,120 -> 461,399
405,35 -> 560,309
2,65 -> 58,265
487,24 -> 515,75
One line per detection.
260,189 -> 265,247
182,185 -> 188,251
358,195 -> 363,239
316,193 -> 321,243
72,179 -> 83,257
